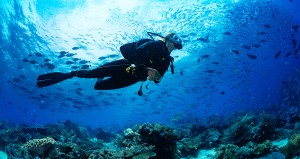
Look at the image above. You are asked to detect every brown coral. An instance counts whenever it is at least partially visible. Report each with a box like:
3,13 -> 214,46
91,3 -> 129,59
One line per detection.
23,137 -> 56,156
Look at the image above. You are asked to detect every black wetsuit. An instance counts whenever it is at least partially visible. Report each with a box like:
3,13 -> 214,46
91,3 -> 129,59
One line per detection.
74,39 -> 173,90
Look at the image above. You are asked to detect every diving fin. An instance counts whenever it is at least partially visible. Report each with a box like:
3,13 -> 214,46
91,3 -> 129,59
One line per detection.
36,72 -> 72,88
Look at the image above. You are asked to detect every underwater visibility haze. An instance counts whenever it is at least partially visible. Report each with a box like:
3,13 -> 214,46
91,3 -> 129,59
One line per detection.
0,0 -> 300,158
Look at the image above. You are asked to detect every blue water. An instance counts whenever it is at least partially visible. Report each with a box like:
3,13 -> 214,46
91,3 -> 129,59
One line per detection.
0,0 -> 299,131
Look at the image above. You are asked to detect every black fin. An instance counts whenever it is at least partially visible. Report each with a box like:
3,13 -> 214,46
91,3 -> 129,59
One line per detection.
36,72 -> 71,88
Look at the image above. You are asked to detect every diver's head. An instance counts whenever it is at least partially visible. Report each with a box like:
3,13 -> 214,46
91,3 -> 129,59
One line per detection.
163,32 -> 183,52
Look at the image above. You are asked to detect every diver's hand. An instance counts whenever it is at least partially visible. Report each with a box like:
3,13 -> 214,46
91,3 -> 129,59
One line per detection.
147,68 -> 161,81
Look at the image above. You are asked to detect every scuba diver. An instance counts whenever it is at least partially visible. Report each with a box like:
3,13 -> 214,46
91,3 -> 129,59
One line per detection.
36,32 -> 183,95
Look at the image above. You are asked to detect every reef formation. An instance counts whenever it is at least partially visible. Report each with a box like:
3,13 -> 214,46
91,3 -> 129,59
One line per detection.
0,109 -> 299,159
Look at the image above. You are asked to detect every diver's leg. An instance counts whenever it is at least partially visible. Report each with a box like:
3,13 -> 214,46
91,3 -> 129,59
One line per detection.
70,59 -> 130,78
94,75 -> 139,90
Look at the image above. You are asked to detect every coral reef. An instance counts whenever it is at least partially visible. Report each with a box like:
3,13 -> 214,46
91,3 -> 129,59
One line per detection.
280,133 -> 300,159
89,145 -> 155,159
214,140 -> 274,159
6,136 -> 89,159
221,113 -> 275,146
177,128 -> 220,157
115,123 -> 181,159
137,123 -> 180,159
2,122 -> 182,159
2,121 -> 102,159
95,127 -> 115,142
0,111 -> 299,159
23,137 -> 56,156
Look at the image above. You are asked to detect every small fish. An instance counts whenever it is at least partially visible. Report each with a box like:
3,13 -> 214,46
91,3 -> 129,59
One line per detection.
247,53 -> 257,60
200,54 -> 210,59
231,50 -> 240,54
44,58 -> 51,62
58,54 -> 65,58
292,39 -> 297,48
40,94 -> 47,98
22,58 -> 29,62
242,44 -> 251,50
197,34 -> 210,43
197,38 -> 209,43
212,62 -> 219,64
206,70 -> 214,73
66,53 -> 76,57
286,52 -> 291,58
79,60 -> 90,64
259,40 -> 267,43
81,65 -> 91,69
180,70 -> 183,76
263,24 -> 271,28
72,46 -> 81,50
71,66 -> 80,69
60,51 -> 68,55
223,32 -> 231,35
257,31 -> 267,35
44,62 -> 56,70
252,44 -> 261,48
248,14 -> 253,20
66,61 -> 75,65
197,38 -> 207,42
35,52 -> 44,57
29,60 -> 38,64
46,65 -> 56,70
220,91 -> 225,95
98,56 -> 107,60
72,58 -> 81,61
274,50 -> 281,59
